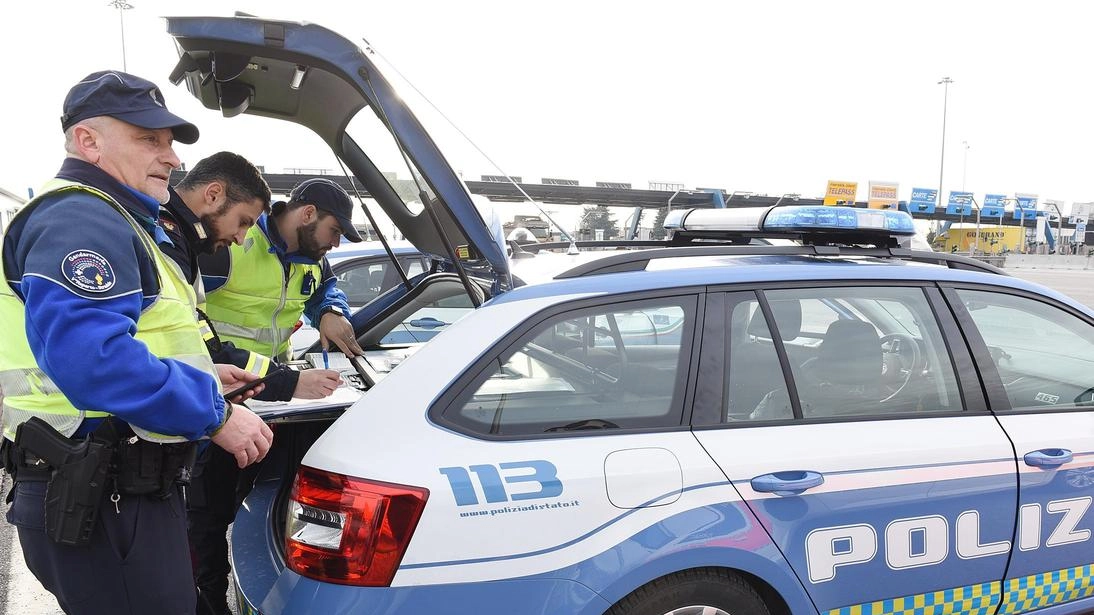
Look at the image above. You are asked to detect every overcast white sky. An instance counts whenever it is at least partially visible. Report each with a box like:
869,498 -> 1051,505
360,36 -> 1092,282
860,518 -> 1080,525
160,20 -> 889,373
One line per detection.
3,1 -> 1092,220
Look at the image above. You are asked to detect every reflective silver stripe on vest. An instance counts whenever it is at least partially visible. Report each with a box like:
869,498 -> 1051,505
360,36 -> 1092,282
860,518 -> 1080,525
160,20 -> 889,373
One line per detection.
199,321 -> 215,342
213,322 -> 296,347
245,353 -> 272,376
0,368 -> 64,396
1,403 -> 83,439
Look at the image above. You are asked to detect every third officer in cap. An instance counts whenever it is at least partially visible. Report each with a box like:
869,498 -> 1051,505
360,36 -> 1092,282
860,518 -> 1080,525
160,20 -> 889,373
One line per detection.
192,178 -> 363,612
200,177 -> 364,361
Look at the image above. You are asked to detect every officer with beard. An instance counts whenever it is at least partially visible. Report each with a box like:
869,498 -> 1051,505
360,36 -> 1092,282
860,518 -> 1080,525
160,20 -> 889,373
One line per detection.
199,177 -> 364,362
192,177 -> 361,614
160,157 -> 345,615
160,153 -> 343,401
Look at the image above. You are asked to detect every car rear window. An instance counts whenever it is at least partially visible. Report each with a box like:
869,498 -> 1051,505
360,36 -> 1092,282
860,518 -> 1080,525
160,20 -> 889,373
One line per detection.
445,296 -> 696,436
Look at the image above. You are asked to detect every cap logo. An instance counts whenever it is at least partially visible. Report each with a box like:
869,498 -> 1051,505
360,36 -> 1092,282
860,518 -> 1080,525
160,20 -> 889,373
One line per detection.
149,88 -> 164,107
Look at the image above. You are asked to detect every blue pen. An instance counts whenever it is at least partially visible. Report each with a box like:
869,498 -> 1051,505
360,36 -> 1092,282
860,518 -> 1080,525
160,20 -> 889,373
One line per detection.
322,348 -> 330,369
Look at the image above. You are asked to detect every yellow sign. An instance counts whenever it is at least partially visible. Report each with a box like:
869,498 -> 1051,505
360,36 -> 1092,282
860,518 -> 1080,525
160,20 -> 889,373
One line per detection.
824,180 -> 858,206
936,226 -> 1026,254
867,181 -> 899,210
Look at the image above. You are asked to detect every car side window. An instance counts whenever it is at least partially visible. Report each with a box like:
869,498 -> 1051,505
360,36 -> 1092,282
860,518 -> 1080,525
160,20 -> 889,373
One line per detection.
404,258 -> 425,279
955,289 -> 1094,411
337,261 -> 390,306
728,287 -> 963,422
446,297 -> 695,436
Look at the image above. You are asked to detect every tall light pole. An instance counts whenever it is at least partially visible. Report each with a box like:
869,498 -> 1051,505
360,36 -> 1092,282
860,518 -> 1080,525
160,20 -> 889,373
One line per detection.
108,1 -> 134,72
937,77 -> 954,228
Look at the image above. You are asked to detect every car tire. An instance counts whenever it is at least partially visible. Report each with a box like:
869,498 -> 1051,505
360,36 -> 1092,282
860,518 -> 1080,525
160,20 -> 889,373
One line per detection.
606,567 -> 771,615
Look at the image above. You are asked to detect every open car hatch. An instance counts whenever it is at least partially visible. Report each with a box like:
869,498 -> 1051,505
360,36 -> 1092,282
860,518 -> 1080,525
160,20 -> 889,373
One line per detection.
165,14 -> 510,287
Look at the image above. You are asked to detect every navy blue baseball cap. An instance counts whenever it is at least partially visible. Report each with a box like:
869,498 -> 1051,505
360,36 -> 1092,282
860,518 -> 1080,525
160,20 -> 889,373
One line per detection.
60,71 -> 199,144
289,178 -> 363,242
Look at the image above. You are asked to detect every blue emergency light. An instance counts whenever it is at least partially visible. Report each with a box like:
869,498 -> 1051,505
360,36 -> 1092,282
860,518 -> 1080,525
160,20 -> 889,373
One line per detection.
664,205 -> 916,238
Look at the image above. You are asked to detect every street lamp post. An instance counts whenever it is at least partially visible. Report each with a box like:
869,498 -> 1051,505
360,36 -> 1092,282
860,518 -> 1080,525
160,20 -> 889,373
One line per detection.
937,77 -> 954,233
108,1 -> 134,71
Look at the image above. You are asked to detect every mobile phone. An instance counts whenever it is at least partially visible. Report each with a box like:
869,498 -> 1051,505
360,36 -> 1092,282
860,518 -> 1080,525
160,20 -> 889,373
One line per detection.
224,366 -> 290,400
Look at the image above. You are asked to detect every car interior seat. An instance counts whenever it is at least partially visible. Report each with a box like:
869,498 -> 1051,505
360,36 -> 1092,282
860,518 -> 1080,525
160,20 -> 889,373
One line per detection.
798,319 -> 881,417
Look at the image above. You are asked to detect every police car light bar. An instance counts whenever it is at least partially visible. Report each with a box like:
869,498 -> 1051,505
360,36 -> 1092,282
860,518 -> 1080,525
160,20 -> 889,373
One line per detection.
664,205 -> 916,237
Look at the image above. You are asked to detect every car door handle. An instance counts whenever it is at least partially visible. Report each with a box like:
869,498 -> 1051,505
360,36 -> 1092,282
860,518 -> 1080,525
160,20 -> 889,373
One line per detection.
409,317 -> 449,329
750,471 -> 824,495
1023,448 -> 1073,468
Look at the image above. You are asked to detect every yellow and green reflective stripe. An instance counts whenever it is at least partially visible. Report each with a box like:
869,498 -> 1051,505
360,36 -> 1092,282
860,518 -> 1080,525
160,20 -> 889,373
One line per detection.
243,352 -> 272,377
998,564 -> 1094,614
826,581 -> 999,615
827,564 -> 1094,615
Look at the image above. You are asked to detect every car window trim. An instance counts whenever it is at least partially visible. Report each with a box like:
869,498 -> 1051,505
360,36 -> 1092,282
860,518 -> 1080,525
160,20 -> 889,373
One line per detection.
690,292 -> 726,426
923,285 -> 988,413
430,288 -> 704,441
756,290 -> 805,420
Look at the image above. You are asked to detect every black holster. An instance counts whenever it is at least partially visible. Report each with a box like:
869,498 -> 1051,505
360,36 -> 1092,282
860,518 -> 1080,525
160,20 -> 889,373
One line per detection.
12,417 -> 115,547
12,418 -> 199,546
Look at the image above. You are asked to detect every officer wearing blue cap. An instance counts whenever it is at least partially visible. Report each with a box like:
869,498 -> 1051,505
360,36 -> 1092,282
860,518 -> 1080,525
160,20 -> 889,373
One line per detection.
200,177 -> 365,361
193,177 -> 363,613
1,70 -> 274,615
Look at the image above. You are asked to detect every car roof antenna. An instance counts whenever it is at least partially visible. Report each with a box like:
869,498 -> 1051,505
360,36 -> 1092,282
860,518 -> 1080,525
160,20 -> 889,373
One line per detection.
360,37 -> 576,250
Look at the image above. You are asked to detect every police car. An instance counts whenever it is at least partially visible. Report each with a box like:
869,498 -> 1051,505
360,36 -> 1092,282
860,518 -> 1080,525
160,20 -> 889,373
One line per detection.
165,15 -> 1094,615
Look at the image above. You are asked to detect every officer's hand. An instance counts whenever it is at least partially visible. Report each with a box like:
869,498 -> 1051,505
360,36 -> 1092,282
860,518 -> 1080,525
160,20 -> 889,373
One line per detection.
293,369 -> 342,399
215,364 -> 265,402
319,312 -> 364,356
211,404 -> 274,468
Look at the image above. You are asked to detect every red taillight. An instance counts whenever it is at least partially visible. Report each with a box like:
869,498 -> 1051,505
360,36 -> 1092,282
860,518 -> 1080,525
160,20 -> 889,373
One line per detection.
285,466 -> 429,586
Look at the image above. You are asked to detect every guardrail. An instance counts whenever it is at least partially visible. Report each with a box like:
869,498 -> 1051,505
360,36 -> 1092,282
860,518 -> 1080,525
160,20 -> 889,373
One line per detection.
1003,254 -> 1094,270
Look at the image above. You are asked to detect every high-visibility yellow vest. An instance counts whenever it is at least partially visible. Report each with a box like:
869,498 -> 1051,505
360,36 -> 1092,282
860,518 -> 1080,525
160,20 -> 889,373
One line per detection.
0,180 -> 220,443
203,222 -> 322,360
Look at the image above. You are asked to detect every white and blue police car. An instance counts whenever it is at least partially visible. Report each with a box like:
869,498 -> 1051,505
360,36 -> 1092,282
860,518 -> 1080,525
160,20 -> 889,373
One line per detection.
164,15 -> 1094,615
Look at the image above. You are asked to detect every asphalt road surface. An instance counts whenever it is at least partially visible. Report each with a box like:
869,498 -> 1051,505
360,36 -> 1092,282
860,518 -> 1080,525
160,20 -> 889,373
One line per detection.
1009,269 -> 1094,308
1,266 -> 1092,614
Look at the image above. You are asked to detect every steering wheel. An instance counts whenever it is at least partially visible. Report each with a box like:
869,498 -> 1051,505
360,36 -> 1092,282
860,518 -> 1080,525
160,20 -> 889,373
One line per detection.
879,333 -> 921,402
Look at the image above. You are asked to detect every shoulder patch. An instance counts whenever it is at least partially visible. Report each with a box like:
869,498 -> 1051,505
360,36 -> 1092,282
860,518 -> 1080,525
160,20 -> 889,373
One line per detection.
61,250 -> 116,293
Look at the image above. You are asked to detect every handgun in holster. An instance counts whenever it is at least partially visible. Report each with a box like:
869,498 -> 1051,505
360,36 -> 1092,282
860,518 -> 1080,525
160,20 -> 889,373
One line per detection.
13,417 -> 114,547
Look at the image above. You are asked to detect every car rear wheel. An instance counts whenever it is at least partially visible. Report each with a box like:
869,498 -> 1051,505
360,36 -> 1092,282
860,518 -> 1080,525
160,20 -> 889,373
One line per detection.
607,568 -> 770,615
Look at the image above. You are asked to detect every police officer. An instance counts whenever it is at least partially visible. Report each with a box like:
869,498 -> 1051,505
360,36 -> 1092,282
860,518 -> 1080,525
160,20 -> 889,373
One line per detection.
0,71 -> 273,615
160,154 -> 344,615
161,153 -> 344,401
193,177 -> 360,613
200,177 -> 366,361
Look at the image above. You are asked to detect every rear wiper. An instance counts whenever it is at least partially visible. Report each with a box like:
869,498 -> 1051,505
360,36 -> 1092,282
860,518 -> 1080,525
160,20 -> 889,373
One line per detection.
545,419 -> 620,432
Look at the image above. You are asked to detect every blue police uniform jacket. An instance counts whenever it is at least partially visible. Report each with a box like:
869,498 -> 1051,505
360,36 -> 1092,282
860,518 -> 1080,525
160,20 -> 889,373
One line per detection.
1,159 -> 225,439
